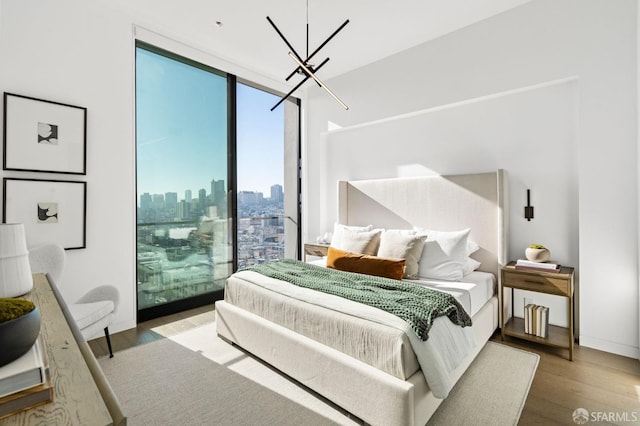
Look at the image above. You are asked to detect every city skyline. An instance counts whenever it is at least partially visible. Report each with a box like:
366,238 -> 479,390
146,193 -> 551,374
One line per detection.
137,182 -> 284,206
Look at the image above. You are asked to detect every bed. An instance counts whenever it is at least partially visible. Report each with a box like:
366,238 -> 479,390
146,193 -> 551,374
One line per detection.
215,170 -> 507,425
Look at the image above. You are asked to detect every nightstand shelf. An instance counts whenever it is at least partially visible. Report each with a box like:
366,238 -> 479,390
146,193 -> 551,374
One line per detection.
503,317 -> 571,349
500,261 -> 575,360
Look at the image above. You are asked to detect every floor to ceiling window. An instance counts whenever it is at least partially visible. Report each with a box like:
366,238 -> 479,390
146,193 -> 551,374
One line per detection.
135,42 -> 230,321
135,42 -> 300,322
236,82 -> 300,267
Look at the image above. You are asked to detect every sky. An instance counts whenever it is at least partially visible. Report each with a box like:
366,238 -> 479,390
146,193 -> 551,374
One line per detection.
236,83 -> 285,194
136,47 -> 284,202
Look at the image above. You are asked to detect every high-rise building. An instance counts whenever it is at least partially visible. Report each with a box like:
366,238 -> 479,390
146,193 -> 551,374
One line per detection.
140,192 -> 152,210
185,189 -> 192,203
165,192 -> 178,216
152,193 -> 165,210
198,188 -> 207,211
211,179 -> 225,205
211,179 -> 227,218
270,184 -> 283,203
178,200 -> 191,219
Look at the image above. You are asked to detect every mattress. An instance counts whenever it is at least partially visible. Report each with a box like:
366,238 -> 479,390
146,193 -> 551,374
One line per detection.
405,271 -> 496,317
307,258 -> 495,317
224,268 -> 491,396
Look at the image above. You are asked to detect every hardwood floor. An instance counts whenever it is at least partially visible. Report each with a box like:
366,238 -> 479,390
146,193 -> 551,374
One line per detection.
88,304 -> 215,357
488,334 -> 640,425
89,307 -> 640,425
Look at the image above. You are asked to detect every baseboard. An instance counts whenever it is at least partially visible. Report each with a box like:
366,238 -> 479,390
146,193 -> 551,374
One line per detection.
579,335 -> 639,359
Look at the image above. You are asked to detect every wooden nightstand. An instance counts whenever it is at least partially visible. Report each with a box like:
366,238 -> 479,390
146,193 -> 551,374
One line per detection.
500,261 -> 575,360
303,242 -> 330,261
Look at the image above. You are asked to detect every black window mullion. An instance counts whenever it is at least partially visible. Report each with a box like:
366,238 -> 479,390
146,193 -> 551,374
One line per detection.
227,75 -> 238,273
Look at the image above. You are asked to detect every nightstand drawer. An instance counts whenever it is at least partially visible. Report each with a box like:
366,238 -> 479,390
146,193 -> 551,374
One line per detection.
303,243 -> 330,261
305,244 -> 329,257
502,270 -> 570,296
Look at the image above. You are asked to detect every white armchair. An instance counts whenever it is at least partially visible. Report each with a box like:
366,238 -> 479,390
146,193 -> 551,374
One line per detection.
28,244 -> 118,357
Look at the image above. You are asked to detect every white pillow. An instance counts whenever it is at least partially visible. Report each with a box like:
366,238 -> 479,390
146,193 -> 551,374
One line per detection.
333,228 -> 382,256
377,230 -> 427,278
462,257 -> 482,275
330,223 -> 372,247
461,239 -> 482,275
414,228 -> 471,281
467,239 -> 480,256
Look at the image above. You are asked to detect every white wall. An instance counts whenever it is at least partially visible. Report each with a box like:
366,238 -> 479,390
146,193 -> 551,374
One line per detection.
324,79 -> 579,329
0,0 -> 138,333
305,0 -> 638,357
0,0 -> 289,334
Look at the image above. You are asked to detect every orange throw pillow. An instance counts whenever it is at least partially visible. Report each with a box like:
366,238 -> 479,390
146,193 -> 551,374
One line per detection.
326,247 -> 405,280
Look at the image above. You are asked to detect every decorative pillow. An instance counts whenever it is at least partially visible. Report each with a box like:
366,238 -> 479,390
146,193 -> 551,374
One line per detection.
326,247 -> 405,280
413,228 -> 471,281
329,223 -> 372,247
332,228 -> 382,256
377,230 -> 427,278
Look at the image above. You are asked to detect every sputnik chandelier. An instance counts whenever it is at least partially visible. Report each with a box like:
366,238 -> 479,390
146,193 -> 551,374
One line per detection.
267,1 -> 349,111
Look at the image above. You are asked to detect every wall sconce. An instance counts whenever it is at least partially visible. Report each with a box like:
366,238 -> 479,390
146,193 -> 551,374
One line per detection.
524,189 -> 534,221
0,223 -> 34,297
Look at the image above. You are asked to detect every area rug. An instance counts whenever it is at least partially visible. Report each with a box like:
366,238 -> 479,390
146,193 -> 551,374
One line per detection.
98,321 -> 538,426
427,341 -> 538,425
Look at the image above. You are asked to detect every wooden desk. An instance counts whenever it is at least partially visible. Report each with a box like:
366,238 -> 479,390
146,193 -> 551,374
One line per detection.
0,274 -> 121,425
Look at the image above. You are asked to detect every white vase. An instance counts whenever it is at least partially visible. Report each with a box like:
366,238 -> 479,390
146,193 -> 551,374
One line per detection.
0,223 -> 34,297
525,247 -> 550,263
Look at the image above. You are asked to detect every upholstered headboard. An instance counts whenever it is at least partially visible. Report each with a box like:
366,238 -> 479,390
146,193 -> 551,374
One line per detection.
337,170 -> 508,278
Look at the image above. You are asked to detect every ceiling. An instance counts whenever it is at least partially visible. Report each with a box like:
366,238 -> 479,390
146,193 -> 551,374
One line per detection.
102,0 -> 531,86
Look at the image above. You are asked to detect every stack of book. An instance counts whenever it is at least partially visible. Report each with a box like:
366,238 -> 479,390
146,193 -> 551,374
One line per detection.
524,304 -> 549,338
515,259 -> 561,273
0,337 -> 53,419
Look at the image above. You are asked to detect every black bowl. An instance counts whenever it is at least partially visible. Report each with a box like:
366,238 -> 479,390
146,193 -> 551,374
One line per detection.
0,307 -> 41,367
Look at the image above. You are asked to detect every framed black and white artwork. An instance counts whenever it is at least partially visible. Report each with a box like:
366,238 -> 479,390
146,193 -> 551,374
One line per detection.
3,92 -> 87,174
3,178 -> 87,250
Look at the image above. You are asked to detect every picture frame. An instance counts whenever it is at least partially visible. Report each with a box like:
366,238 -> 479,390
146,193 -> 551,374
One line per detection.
3,92 -> 87,174
3,178 -> 87,250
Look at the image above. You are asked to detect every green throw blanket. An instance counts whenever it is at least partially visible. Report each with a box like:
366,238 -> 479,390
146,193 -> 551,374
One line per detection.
244,259 -> 472,341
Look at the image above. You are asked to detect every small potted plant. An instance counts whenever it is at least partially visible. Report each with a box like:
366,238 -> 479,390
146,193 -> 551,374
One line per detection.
0,298 -> 41,367
525,244 -> 551,262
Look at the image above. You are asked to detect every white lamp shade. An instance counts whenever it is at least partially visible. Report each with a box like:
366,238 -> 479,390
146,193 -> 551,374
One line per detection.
0,223 -> 33,297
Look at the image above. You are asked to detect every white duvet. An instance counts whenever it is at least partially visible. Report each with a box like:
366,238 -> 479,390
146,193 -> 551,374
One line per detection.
231,269 -> 477,398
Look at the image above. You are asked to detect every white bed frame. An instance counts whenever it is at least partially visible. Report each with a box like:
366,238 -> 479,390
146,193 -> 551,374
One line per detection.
216,170 -> 507,425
